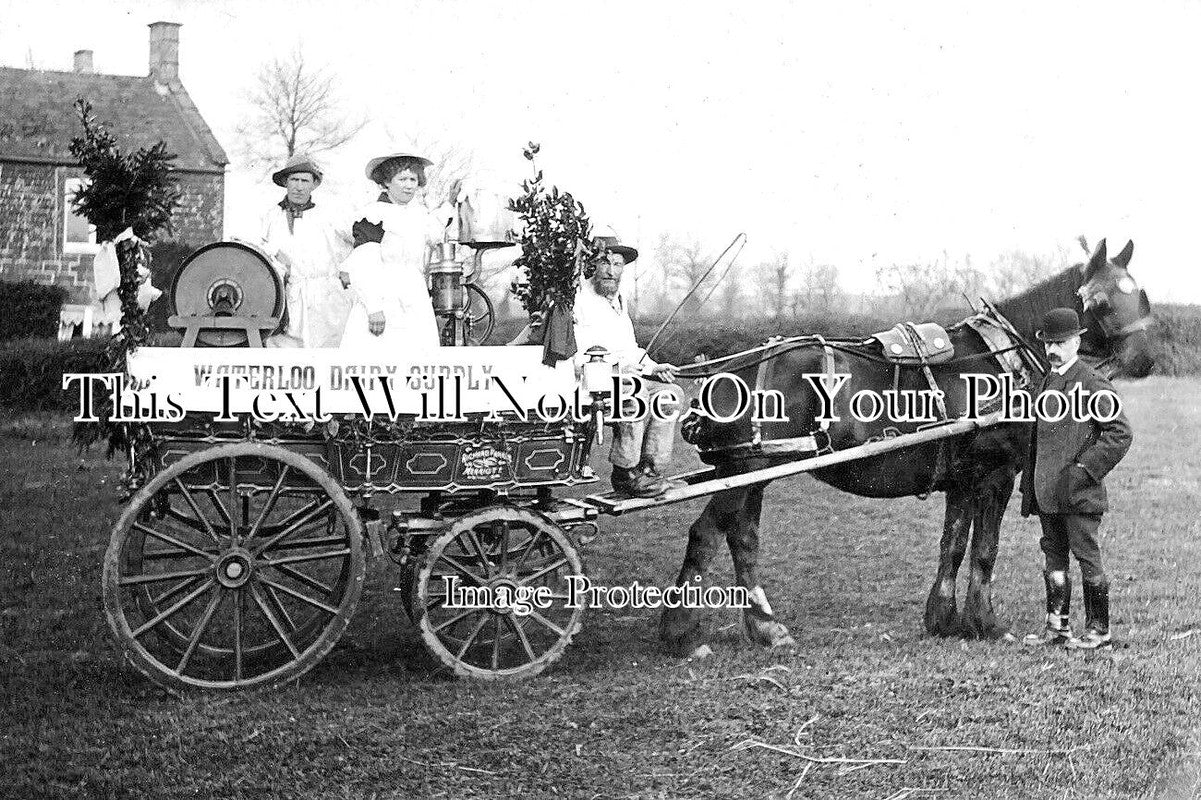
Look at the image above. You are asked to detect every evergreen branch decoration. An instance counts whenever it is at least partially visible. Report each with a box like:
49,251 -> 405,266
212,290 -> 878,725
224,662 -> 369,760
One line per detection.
68,99 -> 182,493
508,142 -> 600,315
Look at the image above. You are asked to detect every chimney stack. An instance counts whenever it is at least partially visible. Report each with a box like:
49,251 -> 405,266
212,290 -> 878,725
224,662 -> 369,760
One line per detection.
73,50 -> 93,73
147,21 -> 181,82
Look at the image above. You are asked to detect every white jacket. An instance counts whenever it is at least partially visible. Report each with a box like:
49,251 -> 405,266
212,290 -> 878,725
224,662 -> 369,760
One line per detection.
260,200 -> 353,347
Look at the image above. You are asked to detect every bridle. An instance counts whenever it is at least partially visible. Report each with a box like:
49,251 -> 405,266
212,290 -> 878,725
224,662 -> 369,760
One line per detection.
1076,274 -> 1153,377
1076,276 -> 1152,339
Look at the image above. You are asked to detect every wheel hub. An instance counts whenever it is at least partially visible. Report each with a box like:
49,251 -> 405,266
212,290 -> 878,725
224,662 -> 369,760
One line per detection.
215,548 -> 254,588
484,576 -> 521,615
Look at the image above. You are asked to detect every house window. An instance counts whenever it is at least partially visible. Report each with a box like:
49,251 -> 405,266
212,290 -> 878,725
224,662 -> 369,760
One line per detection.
63,177 -> 99,254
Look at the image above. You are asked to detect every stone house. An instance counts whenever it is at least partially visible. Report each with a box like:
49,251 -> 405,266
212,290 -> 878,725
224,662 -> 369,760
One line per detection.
0,21 -> 227,337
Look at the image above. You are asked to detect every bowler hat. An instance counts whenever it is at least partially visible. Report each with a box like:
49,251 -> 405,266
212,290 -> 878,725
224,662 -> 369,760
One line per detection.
365,149 -> 434,184
1036,308 -> 1088,342
272,154 -> 323,187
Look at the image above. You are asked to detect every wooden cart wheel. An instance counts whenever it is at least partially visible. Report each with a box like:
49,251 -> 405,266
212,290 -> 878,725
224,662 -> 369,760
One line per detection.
103,442 -> 365,692
464,283 -> 495,346
413,506 -> 585,680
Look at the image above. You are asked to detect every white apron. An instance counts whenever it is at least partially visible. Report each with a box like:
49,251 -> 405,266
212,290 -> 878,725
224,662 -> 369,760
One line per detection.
339,199 -> 450,352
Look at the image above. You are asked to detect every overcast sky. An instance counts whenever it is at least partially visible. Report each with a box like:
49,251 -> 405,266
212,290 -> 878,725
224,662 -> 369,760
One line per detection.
4,0 -> 1199,302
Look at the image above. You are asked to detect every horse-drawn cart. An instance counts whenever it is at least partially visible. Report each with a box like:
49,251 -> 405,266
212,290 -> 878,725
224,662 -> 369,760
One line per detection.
100,238 -> 1061,692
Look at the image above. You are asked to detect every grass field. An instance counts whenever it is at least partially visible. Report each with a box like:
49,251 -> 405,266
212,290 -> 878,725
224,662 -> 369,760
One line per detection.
2,378 -> 1200,799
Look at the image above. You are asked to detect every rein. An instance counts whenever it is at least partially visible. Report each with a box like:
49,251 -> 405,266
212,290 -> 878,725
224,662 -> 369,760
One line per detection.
675,331 -> 1031,380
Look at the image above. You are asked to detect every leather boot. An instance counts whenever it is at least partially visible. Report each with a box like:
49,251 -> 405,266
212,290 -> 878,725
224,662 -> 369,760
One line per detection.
612,463 -> 667,498
1068,577 -> 1112,650
1023,570 -> 1073,646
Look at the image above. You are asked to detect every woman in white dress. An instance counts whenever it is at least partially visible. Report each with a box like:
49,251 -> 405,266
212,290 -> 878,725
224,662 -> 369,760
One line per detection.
259,154 -> 352,347
339,151 -> 453,351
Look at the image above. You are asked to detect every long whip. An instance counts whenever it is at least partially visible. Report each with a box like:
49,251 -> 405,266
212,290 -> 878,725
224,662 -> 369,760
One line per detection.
641,232 -> 747,363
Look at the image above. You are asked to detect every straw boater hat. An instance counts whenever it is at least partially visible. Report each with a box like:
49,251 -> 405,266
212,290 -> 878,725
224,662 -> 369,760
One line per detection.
364,149 -> 434,184
1036,308 -> 1088,342
272,154 -> 323,187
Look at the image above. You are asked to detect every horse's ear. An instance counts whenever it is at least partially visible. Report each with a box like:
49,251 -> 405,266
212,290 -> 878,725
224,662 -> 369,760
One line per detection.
1086,238 -> 1108,278
1114,239 -> 1134,269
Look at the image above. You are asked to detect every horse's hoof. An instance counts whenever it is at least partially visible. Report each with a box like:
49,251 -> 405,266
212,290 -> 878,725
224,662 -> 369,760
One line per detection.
923,596 -> 959,637
743,616 -> 796,649
769,632 -> 797,649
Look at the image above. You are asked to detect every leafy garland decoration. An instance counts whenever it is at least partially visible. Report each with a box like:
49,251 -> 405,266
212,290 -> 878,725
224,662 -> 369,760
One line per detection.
68,99 -> 181,496
507,142 -> 603,315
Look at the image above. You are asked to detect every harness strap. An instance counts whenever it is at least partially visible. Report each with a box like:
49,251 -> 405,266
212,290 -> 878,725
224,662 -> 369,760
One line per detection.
750,338 -> 782,446
820,338 -> 836,433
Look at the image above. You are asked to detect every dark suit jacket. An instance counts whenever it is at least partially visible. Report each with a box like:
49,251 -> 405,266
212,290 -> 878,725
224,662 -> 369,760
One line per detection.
1019,359 -> 1133,517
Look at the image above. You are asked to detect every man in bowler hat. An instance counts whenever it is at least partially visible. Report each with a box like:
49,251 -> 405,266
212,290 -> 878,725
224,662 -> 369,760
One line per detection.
1020,308 -> 1133,649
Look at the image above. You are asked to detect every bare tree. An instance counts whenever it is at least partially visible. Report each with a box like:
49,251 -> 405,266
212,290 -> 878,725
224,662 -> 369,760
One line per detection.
875,258 -> 953,319
985,249 -> 1062,299
719,263 -> 742,319
875,251 -> 981,318
792,256 -> 843,315
655,234 -> 708,316
237,49 -> 366,168
754,251 -> 791,319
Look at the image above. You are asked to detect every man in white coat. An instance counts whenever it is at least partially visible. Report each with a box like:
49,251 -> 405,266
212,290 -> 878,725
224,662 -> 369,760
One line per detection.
260,154 -> 353,347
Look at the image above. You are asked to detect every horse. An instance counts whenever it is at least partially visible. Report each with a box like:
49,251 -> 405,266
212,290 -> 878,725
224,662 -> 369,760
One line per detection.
660,238 -> 1155,657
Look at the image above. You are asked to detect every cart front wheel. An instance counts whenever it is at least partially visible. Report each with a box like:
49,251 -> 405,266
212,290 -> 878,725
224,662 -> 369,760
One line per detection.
413,506 -> 585,680
103,442 -> 365,692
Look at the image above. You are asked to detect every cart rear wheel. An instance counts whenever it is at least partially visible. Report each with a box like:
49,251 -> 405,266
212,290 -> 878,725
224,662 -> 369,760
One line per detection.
103,442 -> 365,692
464,283 -> 495,346
413,506 -> 585,680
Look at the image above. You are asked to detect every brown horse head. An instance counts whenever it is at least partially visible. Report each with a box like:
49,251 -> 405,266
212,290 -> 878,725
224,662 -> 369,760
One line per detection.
1076,238 -> 1154,378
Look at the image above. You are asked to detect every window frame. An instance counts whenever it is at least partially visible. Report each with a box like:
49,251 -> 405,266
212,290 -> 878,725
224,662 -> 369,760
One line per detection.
63,175 -> 100,255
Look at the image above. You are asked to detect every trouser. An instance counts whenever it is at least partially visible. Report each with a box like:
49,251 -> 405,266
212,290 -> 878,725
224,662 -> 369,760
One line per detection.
610,382 -> 683,470
1038,512 -> 1105,581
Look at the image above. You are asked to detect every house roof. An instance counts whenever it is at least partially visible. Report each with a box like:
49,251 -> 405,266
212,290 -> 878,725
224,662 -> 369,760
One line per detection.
0,66 -> 228,173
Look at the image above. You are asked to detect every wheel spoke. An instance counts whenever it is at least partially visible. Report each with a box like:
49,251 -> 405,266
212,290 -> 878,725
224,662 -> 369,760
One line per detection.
436,553 -> 489,586
248,466 -> 290,539
132,579 -> 215,638
513,530 -> 543,572
134,523 -> 215,561
151,575 -> 205,606
263,582 -> 299,634
266,535 -> 348,553
433,609 -> 477,634
455,614 -> 490,660
249,582 -> 300,658
258,576 -> 339,615
142,547 -> 216,562
232,589 -> 243,682
270,562 -> 333,597
526,609 -> 566,638
252,499 -> 334,557
519,557 -> 570,586
172,478 -> 220,543
259,548 -> 350,569
175,588 -> 222,674
463,530 -> 492,578
505,615 -> 538,663
120,566 -> 209,587
227,457 -> 238,545
205,487 -> 232,529
495,521 -> 509,572
491,616 -> 502,671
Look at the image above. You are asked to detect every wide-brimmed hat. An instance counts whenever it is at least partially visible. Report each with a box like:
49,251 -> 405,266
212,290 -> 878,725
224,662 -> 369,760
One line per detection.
272,154 -> 323,187
1036,308 -> 1088,342
592,227 -> 638,264
365,150 -> 434,184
